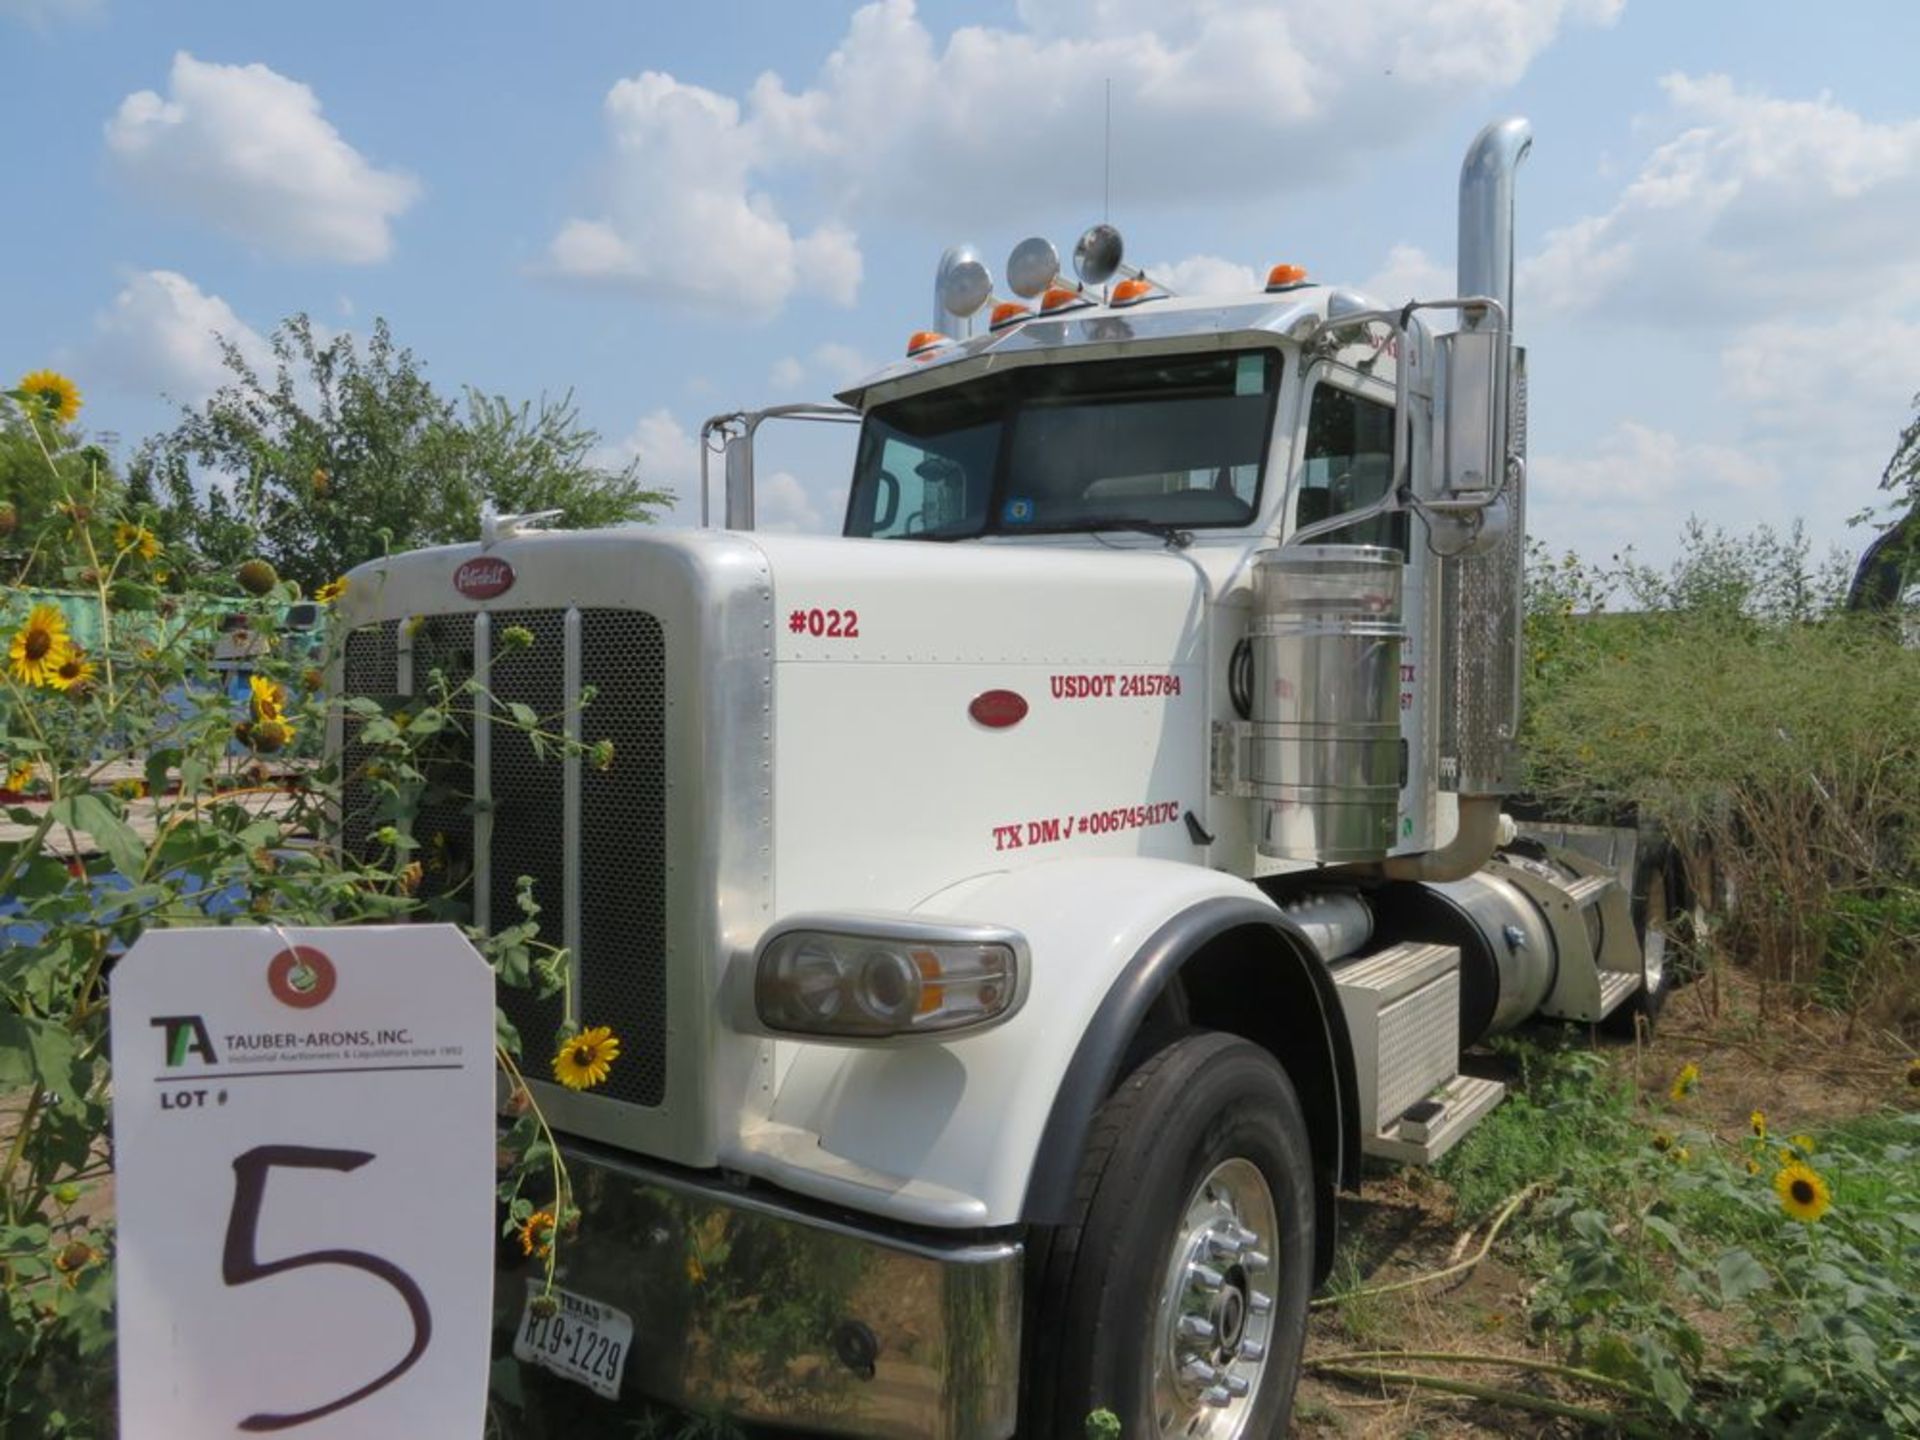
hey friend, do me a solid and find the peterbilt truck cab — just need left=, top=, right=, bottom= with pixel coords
left=333, top=117, right=1670, bottom=1439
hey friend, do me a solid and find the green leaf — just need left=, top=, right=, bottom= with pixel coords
left=1716, top=1247, right=1772, bottom=1304
left=0, top=1013, right=86, bottom=1095
left=53, top=792, right=146, bottom=880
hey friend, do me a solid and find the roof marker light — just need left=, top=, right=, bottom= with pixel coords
left=1039, top=285, right=1093, bottom=315
left=906, top=329, right=952, bottom=358
left=1111, top=276, right=1158, bottom=306
left=1265, top=263, right=1310, bottom=291
left=989, top=300, right=1033, bottom=330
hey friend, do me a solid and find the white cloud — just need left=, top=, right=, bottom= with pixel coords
left=1149, top=255, right=1261, bottom=296
left=106, top=52, right=420, bottom=263
left=769, top=341, right=877, bottom=392
left=553, top=0, right=1613, bottom=313
left=1531, top=422, right=1781, bottom=558
left=1526, top=75, right=1920, bottom=322
left=757, top=471, right=826, bottom=533
left=544, top=70, right=862, bottom=313
left=599, top=408, right=702, bottom=524
left=88, top=270, right=271, bottom=403
left=1360, top=243, right=1453, bottom=304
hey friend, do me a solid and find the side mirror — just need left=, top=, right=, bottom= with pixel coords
left=1439, top=327, right=1501, bottom=496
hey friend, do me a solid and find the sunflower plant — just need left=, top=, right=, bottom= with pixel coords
left=0, top=370, right=615, bottom=1436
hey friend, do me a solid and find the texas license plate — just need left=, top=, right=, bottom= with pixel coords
left=513, top=1280, right=633, bottom=1400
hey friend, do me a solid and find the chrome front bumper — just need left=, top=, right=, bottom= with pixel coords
left=493, top=1142, right=1023, bottom=1439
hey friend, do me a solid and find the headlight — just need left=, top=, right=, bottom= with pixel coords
left=754, top=918, right=1026, bottom=1040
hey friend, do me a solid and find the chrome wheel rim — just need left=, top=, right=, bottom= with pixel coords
left=1643, top=868, right=1668, bottom=995
left=1150, top=1157, right=1278, bottom=1437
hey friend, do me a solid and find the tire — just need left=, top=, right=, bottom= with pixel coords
left=1025, top=1032, right=1316, bottom=1439
left=1605, top=841, right=1679, bottom=1036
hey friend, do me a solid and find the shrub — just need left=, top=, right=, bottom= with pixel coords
left=1523, top=524, right=1920, bottom=1031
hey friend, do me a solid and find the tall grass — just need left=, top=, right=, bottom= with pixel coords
left=1523, top=523, right=1920, bottom=1034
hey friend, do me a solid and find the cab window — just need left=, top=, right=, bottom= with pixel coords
left=1294, top=383, right=1406, bottom=553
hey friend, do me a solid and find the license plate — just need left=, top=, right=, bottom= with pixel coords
left=513, top=1279, right=633, bottom=1400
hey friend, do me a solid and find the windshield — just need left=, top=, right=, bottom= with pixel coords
left=844, top=348, right=1282, bottom=539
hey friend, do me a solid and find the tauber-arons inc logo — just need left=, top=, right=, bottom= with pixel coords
left=268, top=946, right=338, bottom=1009
left=152, top=1015, right=218, bottom=1067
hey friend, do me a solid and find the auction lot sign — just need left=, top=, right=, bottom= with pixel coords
left=111, top=926, right=494, bottom=1438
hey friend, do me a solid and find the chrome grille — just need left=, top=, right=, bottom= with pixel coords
left=488, top=609, right=569, bottom=1069
left=579, top=611, right=667, bottom=1107
left=337, top=605, right=668, bottom=1110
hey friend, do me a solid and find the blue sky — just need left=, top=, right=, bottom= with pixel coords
left=3, top=0, right=1916, bottom=565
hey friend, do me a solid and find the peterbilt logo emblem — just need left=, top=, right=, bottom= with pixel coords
left=454, top=557, right=515, bottom=599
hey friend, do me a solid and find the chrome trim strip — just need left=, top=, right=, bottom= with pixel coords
left=473, top=609, right=492, bottom=934
left=563, top=606, right=584, bottom=1021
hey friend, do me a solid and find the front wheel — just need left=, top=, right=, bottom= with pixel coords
left=1027, top=1032, right=1316, bottom=1438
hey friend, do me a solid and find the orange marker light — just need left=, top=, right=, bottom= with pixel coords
left=1111, top=276, right=1156, bottom=305
left=906, top=329, right=950, bottom=357
left=989, top=300, right=1032, bottom=330
left=1265, top=263, right=1310, bottom=290
left=1040, top=285, right=1091, bottom=314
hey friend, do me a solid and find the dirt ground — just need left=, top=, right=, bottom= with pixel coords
left=1289, top=968, right=1918, bottom=1438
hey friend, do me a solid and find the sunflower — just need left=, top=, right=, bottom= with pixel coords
left=552, top=1025, right=621, bottom=1091
left=313, top=576, right=348, bottom=605
left=18, top=369, right=81, bottom=424
left=1773, top=1161, right=1831, bottom=1223
left=4, top=760, right=35, bottom=793
left=51, top=1239, right=97, bottom=1287
left=1790, top=1134, right=1815, bottom=1155
left=1908, top=1057, right=1920, bottom=1089
left=1750, top=1109, right=1767, bottom=1140
left=113, top=522, right=160, bottom=560
left=249, top=717, right=295, bottom=754
left=1651, top=1131, right=1674, bottom=1152
left=249, top=673, right=287, bottom=724
left=1745, top=1157, right=1762, bottom=1176
left=8, top=604, right=73, bottom=687
left=48, top=648, right=95, bottom=694
left=518, top=1209, right=556, bottom=1258
left=1668, top=1062, right=1700, bottom=1102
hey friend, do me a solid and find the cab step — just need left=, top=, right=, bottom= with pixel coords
left=1367, top=1074, right=1507, bottom=1164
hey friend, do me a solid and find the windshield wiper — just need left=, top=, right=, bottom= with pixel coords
left=1021, top=516, right=1194, bottom=548
left=894, top=524, right=977, bottom=542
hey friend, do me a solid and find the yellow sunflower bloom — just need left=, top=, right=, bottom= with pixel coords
left=313, top=576, right=348, bottom=605
left=1773, top=1161, right=1831, bottom=1223
left=48, top=648, right=95, bottom=693
left=1668, top=1062, right=1700, bottom=1102
left=113, top=522, right=160, bottom=560
left=4, top=760, right=36, bottom=793
left=1790, top=1134, right=1815, bottom=1155
left=248, top=673, right=287, bottom=723
left=8, top=604, right=73, bottom=687
left=552, top=1025, right=621, bottom=1091
left=17, top=369, right=81, bottom=424
left=518, top=1209, right=556, bottom=1258
left=1651, top=1131, right=1674, bottom=1152
left=1749, top=1110, right=1766, bottom=1140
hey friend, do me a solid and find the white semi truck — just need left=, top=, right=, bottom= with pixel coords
left=334, top=117, right=1674, bottom=1438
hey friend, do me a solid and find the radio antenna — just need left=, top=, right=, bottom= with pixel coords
left=1102, top=77, right=1112, bottom=222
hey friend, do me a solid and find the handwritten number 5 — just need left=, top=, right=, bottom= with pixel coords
left=223, top=1145, right=432, bottom=1431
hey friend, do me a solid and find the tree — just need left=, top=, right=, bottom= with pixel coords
left=133, top=315, right=671, bottom=590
